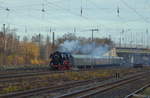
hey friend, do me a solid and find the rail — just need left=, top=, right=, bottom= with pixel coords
left=57, top=72, right=149, bottom=98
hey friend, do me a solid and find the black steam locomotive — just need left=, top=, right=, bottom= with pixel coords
left=49, top=51, right=73, bottom=70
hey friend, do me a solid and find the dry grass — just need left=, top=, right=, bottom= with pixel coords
left=0, top=68, right=145, bottom=94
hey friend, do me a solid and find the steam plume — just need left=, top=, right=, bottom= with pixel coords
left=58, top=40, right=109, bottom=56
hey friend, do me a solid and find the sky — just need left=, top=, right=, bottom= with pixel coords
left=0, top=0, right=150, bottom=45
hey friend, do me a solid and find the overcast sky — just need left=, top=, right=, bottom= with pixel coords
left=0, top=0, right=150, bottom=44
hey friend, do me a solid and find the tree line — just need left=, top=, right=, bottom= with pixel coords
left=0, top=27, right=113, bottom=66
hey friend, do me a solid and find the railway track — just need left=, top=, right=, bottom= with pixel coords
left=0, top=68, right=105, bottom=79
left=0, top=67, right=138, bottom=83
left=0, top=68, right=113, bottom=90
left=0, top=68, right=117, bottom=95
left=0, top=71, right=63, bottom=79
left=0, top=66, right=139, bottom=75
left=0, top=69, right=97, bottom=80
left=0, top=71, right=148, bottom=98
left=125, top=83, right=150, bottom=98
left=0, top=71, right=65, bottom=83
left=0, top=77, right=111, bottom=98
left=57, top=71, right=150, bottom=98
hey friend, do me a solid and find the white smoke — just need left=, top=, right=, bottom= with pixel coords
left=58, top=40, right=80, bottom=53
left=91, top=45, right=109, bottom=56
left=58, top=40, right=109, bottom=56
left=80, top=43, right=95, bottom=54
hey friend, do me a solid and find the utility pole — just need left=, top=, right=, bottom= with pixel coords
left=25, top=26, right=27, bottom=33
left=49, top=27, right=52, bottom=33
left=92, top=30, right=94, bottom=41
left=74, top=27, right=76, bottom=33
left=48, top=27, right=52, bottom=44
left=146, top=29, right=148, bottom=48
left=38, top=34, right=41, bottom=59
left=3, top=24, right=6, bottom=51
left=3, top=24, right=6, bottom=65
left=89, top=28, right=99, bottom=68
left=39, top=34, right=41, bottom=46
left=52, top=32, right=55, bottom=49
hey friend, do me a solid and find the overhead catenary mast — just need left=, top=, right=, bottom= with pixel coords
left=90, top=29, right=99, bottom=41
left=146, top=28, right=149, bottom=48
left=117, top=6, right=120, bottom=16
left=80, top=0, right=83, bottom=16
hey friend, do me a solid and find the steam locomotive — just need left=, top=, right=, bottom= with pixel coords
left=49, top=51, right=73, bottom=70
left=49, top=51, right=124, bottom=70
